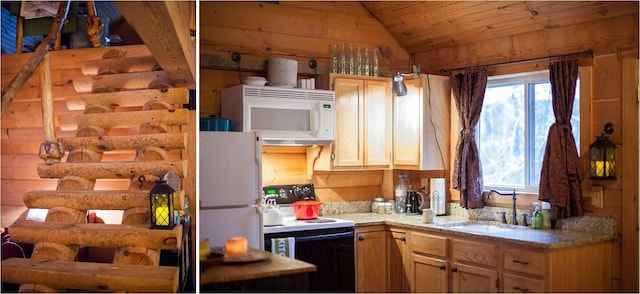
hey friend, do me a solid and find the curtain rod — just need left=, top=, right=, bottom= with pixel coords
left=438, top=49, right=593, bottom=75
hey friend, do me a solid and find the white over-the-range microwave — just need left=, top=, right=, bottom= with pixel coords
left=221, top=85, right=335, bottom=145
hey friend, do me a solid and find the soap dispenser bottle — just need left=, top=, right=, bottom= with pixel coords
left=541, top=201, right=552, bottom=229
left=532, top=202, right=543, bottom=229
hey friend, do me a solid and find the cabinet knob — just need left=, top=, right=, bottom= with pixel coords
left=451, top=266, right=458, bottom=273
left=400, top=236, right=406, bottom=242
left=358, top=236, right=365, bottom=241
left=439, top=264, right=446, bottom=271
left=513, top=286, right=529, bottom=292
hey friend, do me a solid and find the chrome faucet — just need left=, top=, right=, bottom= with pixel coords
left=488, top=189, right=518, bottom=225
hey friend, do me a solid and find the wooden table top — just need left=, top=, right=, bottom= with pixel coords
left=200, top=250, right=316, bottom=285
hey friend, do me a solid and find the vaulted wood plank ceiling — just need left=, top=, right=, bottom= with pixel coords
left=361, top=1, right=637, bottom=54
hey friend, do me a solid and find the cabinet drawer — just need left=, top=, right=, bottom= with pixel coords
left=503, top=273, right=545, bottom=293
left=451, top=239, right=498, bottom=267
left=503, top=248, right=545, bottom=276
left=410, top=232, right=447, bottom=258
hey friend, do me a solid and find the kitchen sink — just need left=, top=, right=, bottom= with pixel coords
left=447, top=223, right=515, bottom=233
left=436, top=221, right=524, bottom=234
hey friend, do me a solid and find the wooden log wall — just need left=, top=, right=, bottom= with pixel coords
left=1, top=45, right=197, bottom=254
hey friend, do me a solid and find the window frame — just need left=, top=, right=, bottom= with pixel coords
left=478, top=70, right=579, bottom=194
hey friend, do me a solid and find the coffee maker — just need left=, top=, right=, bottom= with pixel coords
left=405, top=190, right=427, bottom=214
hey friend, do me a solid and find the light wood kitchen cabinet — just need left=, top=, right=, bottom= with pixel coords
left=501, top=246, right=545, bottom=293
left=356, top=225, right=612, bottom=293
left=450, top=238, right=500, bottom=292
left=408, top=231, right=498, bottom=293
left=355, top=225, right=388, bottom=293
left=393, top=74, right=450, bottom=170
left=313, top=74, right=392, bottom=170
left=387, top=228, right=408, bottom=292
left=408, top=231, right=449, bottom=293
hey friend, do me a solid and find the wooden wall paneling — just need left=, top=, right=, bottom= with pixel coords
left=199, top=69, right=247, bottom=117
left=2, top=179, right=58, bottom=206
left=200, top=2, right=330, bottom=38
left=314, top=186, right=382, bottom=203
left=1, top=70, right=80, bottom=101
left=312, top=170, right=383, bottom=202
left=262, top=146, right=308, bottom=186
left=579, top=66, right=594, bottom=202
left=0, top=45, right=153, bottom=74
left=1, top=154, right=47, bottom=180
left=1, top=101, right=74, bottom=129
left=620, top=58, right=639, bottom=292
left=199, top=2, right=410, bottom=74
left=414, top=15, right=638, bottom=74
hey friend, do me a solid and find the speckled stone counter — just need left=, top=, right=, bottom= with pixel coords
left=324, top=212, right=617, bottom=249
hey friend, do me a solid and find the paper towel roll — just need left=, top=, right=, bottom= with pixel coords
left=430, top=178, right=446, bottom=215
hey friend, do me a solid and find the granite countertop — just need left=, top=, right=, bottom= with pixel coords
left=325, top=212, right=617, bottom=249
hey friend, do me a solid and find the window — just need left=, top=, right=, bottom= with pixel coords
left=478, top=70, right=580, bottom=193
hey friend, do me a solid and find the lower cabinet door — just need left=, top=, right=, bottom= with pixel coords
left=503, top=273, right=545, bottom=293
left=355, top=230, right=387, bottom=292
left=411, top=254, right=448, bottom=293
left=451, top=263, right=499, bottom=293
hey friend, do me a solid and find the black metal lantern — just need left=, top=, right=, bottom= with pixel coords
left=589, top=123, right=616, bottom=180
left=150, top=179, right=176, bottom=229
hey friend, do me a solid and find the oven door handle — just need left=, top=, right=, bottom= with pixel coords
left=294, top=231, right=354, bottom=242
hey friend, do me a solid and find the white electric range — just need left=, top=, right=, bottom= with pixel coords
left=261, top=183, right=355, bottom=292
left=262, top=183, right=354, bottom=234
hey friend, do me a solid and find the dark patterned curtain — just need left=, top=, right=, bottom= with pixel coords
left=538, top=57, right=584, bottom=219
left=450, top=68, right=488, bottom=209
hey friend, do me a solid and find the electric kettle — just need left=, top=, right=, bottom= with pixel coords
left=263, top=198, right=283, bottom=226
left=405, top=190, right=427, bottom=214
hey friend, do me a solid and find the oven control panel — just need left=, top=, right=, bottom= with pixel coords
left=262, top=183, right=316, bottom=204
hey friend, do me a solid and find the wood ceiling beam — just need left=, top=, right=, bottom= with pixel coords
left=115, top=1, right=195, bottom=89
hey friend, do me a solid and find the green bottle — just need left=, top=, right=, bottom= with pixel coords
left=532, top=202, right=543, bottom=229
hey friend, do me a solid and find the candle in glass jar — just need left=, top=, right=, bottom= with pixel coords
left=595, top=160, right=605, bottom=177
left=154, top=205, right=169, bottom=226
left=225, top=236, right=248, bottom=257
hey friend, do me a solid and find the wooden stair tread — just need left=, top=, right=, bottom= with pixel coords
left=64, top=87, right=189, bottom=110
left=9, top=221, right=183, bottom=250
left=80, top=55, right=160, bottom=76
left=72, top=71, right=170, bottom=93
left=37, top=159, right=187, bottom=179
left=58, top=133, right=186, bottom=152
left=24, top=189, right=185, bottom=210
left=57, top=108, right=189, bottom=131
left=1, top=257, right=178, bottom=293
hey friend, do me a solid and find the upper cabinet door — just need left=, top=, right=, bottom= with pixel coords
left=363, top=79, right=392, bottom=166
left=393, top=74, right=451, bottom=170
left=333, top=77, right=364, bottom=167
left=393, top=79, right=422, bottom=166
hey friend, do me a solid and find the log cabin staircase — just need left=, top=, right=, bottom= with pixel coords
left=1, top=49, right=193, bottom=292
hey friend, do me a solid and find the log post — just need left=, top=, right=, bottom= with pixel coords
left=38, top=51, right=65, bottom=164
left=16, top=14, right=23, bottom=54
left=1, top=1, right=70, bottom=119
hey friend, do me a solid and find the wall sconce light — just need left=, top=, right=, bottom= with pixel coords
left=589, top=122, right=616, bottom=180
left=392, top=72, right=407, bottom=96
left=150, top=179, right=176, bottom=229
left=392, top=65, right=421, bottom=97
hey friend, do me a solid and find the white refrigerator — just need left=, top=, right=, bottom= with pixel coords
left=199, top=131, right=263, bottom=249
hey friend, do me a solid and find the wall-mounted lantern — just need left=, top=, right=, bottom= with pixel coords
left=589, top=123, right=616, bottom=180
left=150, top=179, right=176, bottom=229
